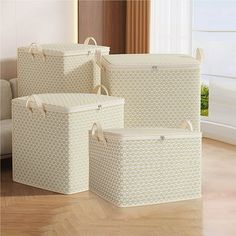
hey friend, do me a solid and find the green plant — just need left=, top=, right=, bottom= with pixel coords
left=201, top=84, right=209, bottom=116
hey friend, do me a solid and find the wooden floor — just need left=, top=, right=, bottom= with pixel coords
left=1, top=138, right=236, bottom=236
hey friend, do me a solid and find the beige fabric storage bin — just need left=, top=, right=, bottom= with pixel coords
left=89, top=122, right=201, bottom=207
left=18, top=37, right=109, bottom=96
left=12, top=93, right=124, bottom=194
left=98, top=53, right=201, bottom=130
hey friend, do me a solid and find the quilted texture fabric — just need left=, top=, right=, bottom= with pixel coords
left=12, top=96, right=124, bottom=194
left=101, top=55, right=200, bottom=131
left=89, top=132, right=201, bottom=207
left=102, top=54, right=199, bottom=66
left=14, top=93, right=124, bottom=112
left=33, top=43, right=109, bottom=56
left=18, top=44, right=109, bottom=96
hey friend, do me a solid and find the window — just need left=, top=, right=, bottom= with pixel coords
left=151, top=0, right=236, bottom=127
left=193, top=0, right=236, bottom=126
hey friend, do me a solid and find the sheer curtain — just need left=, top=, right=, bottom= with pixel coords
left=150, top=0, right=193, bottom=54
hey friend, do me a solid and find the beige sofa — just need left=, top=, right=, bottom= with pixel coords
left=0, top=79, right=18, bottom=159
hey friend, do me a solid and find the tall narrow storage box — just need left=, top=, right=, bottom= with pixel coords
left=100, top=54, right=201, bottom=130
left=89, top=123, right=202, bottom=207
left=12, top=93, right=124, bottom=194
left=18, top=38, right=109, bottom=96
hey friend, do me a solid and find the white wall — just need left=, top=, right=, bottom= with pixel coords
left=0, top=0, right=77, bottom=80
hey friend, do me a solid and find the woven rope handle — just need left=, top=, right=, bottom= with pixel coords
left=84, top=37, right=97, bottom=46
left=26, top=95, right=46, bottom=116
left=180, top=120, right=193, bottom=132
left=93, top=85, right=109, bottom=96
left=28, top=43, right=46, bottom=61
left=94, top=49, right=102, bottom=67
left=91, top=123, right=107, bottom=144
left=195, top=48, right=204, bottom=63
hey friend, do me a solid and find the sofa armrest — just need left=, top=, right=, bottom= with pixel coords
left=0, top=80, right=12, bottom=120
left=9, top=78, right=18, bottom=98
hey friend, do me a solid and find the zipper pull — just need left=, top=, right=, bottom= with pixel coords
left=97, top=104, right=102, bottom=110
left=152, top=65, right=158, bottom=71
left=160, top=135, right=165, bottom=140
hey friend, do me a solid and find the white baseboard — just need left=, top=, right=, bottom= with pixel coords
left=201, top=119, right=236, bottom=146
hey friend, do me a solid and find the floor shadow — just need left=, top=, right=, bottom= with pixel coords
left=1, top=158, right=60, bottom=197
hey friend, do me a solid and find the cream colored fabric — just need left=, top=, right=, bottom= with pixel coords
left=195, top=48, right=204, bottom=63
left=92, top=124, right=200, bottom=141
left=84, top=37, right=97, bottom=46
left=101, top=54, right=200, bottom=131
left=102, top=54, right=200, bottom=67
left=12, top=93, right=124, bottom=194
left=14, top=93, right=124, bottom=114
left=91, top=123, right=106, bottom=144
left=18, top=43, right=109, bottom=96
left=89, top=127, right=202, bottom=207
left=0, top=119, right=12, bottom=155
left=93, top=85, right=109, bottom=96
left=19, top=43, right=109, bottom=56
left=0, top=79, right=12, bottom=120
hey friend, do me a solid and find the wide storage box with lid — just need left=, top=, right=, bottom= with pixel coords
left=99, top=54, right=201, bottom=130
left=89, top=122, right=201, bottom=207
left=12, top=93, right=124, bottom=194
left=18, top=37, right=109, bottom=96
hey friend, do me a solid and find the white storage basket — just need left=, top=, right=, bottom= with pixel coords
left=18, top=37, right=109, bottom=96
left=89, top=121, right=201, bottom=207
left=12, top=93, right=124, bottom=194
left=96, top=52, right=201, bottom=130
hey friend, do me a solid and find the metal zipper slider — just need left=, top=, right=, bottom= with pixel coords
left=160, top=135, right=165, bottom=140
left=97, top=104, right=102, bottom=110
left=152, top=65, right=158, bottom=71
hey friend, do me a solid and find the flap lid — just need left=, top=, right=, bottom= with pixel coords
left=101, top=128, right=201, bottom=140
left=12, top=93, right=124, bottom=114
left=19, top=43, right=110, bottom=56
left=102, top=54, right=200, bottom=69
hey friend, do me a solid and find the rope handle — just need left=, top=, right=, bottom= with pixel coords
left=28, top=43, right=43, bottom=52
left=195, top=48, right=204, bottom=63
left=93, top=85, right=109, bottom=96
left=28, top=43, right=46, bottom=61
left=84, top=37, right=97, bottom=46
left=26, top=95, right=46, bottom=116
left=91, top=123, right=107, bottom=145
left=180, top=120, right=193, bottom=132
left=94, top=49, right=102, bottom=67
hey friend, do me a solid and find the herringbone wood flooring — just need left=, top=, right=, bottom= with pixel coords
left=1, top=138, right=236, bottom=236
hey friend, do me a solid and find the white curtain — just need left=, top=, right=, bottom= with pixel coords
left=150, top=0, right=193, bottom=54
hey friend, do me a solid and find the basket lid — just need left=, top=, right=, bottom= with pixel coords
left=102, top=54, right=200, bottom=69
left=101, top=128, right=201, bottom=140
left=19, top=43, right=110, bottom=56
left=12, top=93, right=124, bottom=114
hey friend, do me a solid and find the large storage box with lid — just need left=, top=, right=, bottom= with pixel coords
left=89, top=122, right=201, bottom=207
left=97, top=53, right=201, bottom=130
left=18, top=37, right=109, bottom=96
left=12, top=93, right=124, bottom=194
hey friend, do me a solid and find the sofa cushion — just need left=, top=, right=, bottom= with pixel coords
left=0, top=119, right=12, bottom=155
left=0, top=80, right=12, bottom=120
